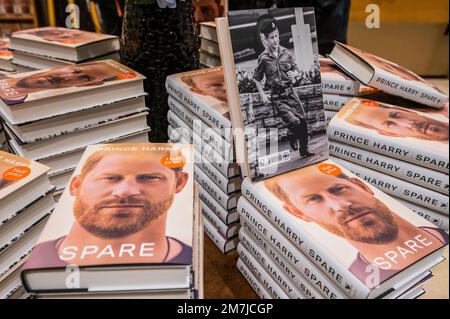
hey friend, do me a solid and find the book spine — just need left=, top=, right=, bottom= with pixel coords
left=394, top=198, right=449, bottom=232
left=195, top=167, right=240, bottom=211
left=239, top=202, right=348, bottom=300
left=168, top=125, right=240, bottom=179
left=332, top=157, right=449, bottom=215
left=199, top=186, right=239, bottom=225
left=239, top=229, right=325, bottom=300
left=329, top=140, right=449, bottom=196
left=195, top=161, right=241, bottom=195
left=323, top=94, right=353, bottom=111
left=328, top=118, right=449, bottom=174
left=168, top=96, right=234, bottom=162
left=324, top=110, right=337, bottom=125
left=204, top=218, right=239, bottom=254
left=237, top=243, right=297, bottom=299
left=241, top=182, right=370, bottom=299
left=166, top=76, right=233, bottom=141
left=321, top=74, right=360, bottom=96
left=201, top=202, right=240, bottom=239
left=236, top=258, right=272, bottom=299
left=369, top=69, right=449, bottom=109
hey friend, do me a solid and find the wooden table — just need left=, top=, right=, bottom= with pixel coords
left=204, top=79, right=449, bottom=299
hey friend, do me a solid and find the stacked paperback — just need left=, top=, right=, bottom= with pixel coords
left=166, top=67, right=242, bottom=254
left=215, top=7, right=449, bottom=299
left=199, top=22, right=221, bottom=68
left=21, top=143, right=203, bottom=299
left=0, top=59, right=150, bottom=200
left=0, top=150, right=55, bottom=299
left=326, top=43, right=449, bottom=232
left=9, top=27, right=120, bottom=71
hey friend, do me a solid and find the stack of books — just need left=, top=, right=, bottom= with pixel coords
left=326, top=43, right=449, bottom=232
left=166, top=67, right=242, bottom=254
left=199, top=22, right=221, bottom=68
left=215, top=7, right=448, bottom=299
left=0, top=150, right=55, bottom=299
left=0, top=59, right=150, bottom=200
left=238, top=160, right=448, bottom=299
left=0, top=38, right=14, bottom=73
left=20, top=143, right=204, bottom=299
left=8, top=27, right=120, bottom=72
left=320, top=57, right=377, bottom=125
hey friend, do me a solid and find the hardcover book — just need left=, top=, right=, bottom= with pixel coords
left=0, top=150, right=52, bottom=222
left=217, top=8, right=329, bottom=181
left=331, top=157, right=449, bottom=216
left=328, top=42, right=449, bottom=108
left=22, top=143, right=197, bottom=293
left=241, top=160, right=448, bottom=298
left=328, top=98, right=449, bottom=174
left=320, top=58, right=376, bottom=96
left=10, top=27, right=120, bottom=62
left=0, top=60, right=145, bottom=125
left=165, top=67, right=233, bottom=142
left=329, top=140, right=449, bottom=196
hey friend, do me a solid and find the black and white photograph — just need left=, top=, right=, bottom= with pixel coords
left=228, top=7, right=329, bottom=181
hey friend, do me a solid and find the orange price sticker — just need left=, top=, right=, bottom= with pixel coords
left=319, top=163, right=342, bottom=176
left=117, top=72, right=137, bottom=79
left=161, top=154, right=186, bottom=169
left=360, top=100, right=380, bottom=107
left=2, top=166, right=31, bottom=182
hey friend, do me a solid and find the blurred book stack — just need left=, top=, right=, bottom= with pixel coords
left=9, top=27, right=120, bottom=72
left=0, top=59, right=150, bottom=201
left=20, top=143, right=204, bottom=299
left=166, top=67, right=242, bottom=254
left=199, top=22, right=221, bottom=68
left=0, top=150, right=55, bottom=299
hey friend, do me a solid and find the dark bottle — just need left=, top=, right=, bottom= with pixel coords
left=121, top=0, right=199, bottom=142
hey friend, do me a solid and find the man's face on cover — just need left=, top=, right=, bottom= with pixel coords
left=33, top=29, right=98, bottom=44
left=16, top=63, right=117, bottom=90
left=189, top=70, right=227, bottom=102
left=269, top=166, right=398, bottom=244
left=349, top=104, right=449, bottom=141
left=192, top=0, right=221, bottom=22
left=70, top=153, right=188, bottom=239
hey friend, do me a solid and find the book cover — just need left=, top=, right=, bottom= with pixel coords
left=241, top=160, right=449, bottom=298
left=193, top=0, right=226, bottom=23
left=0, top=150, right=49, bottom=200
left=329, top=42, right=449, bottom=108
left=0, top=60, right=144, bottom=107
left=11, top=27, right=117, bottom=48
left=222, top=7, right=329, bottom=181
left=165, top=67, right=232, bottom=141
left=23, top=143, right=195, bottom=271
left=328, top=98, right=449, bottom=174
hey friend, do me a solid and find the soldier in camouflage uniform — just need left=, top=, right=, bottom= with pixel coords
left=253, top=18, right=314, bottom=158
